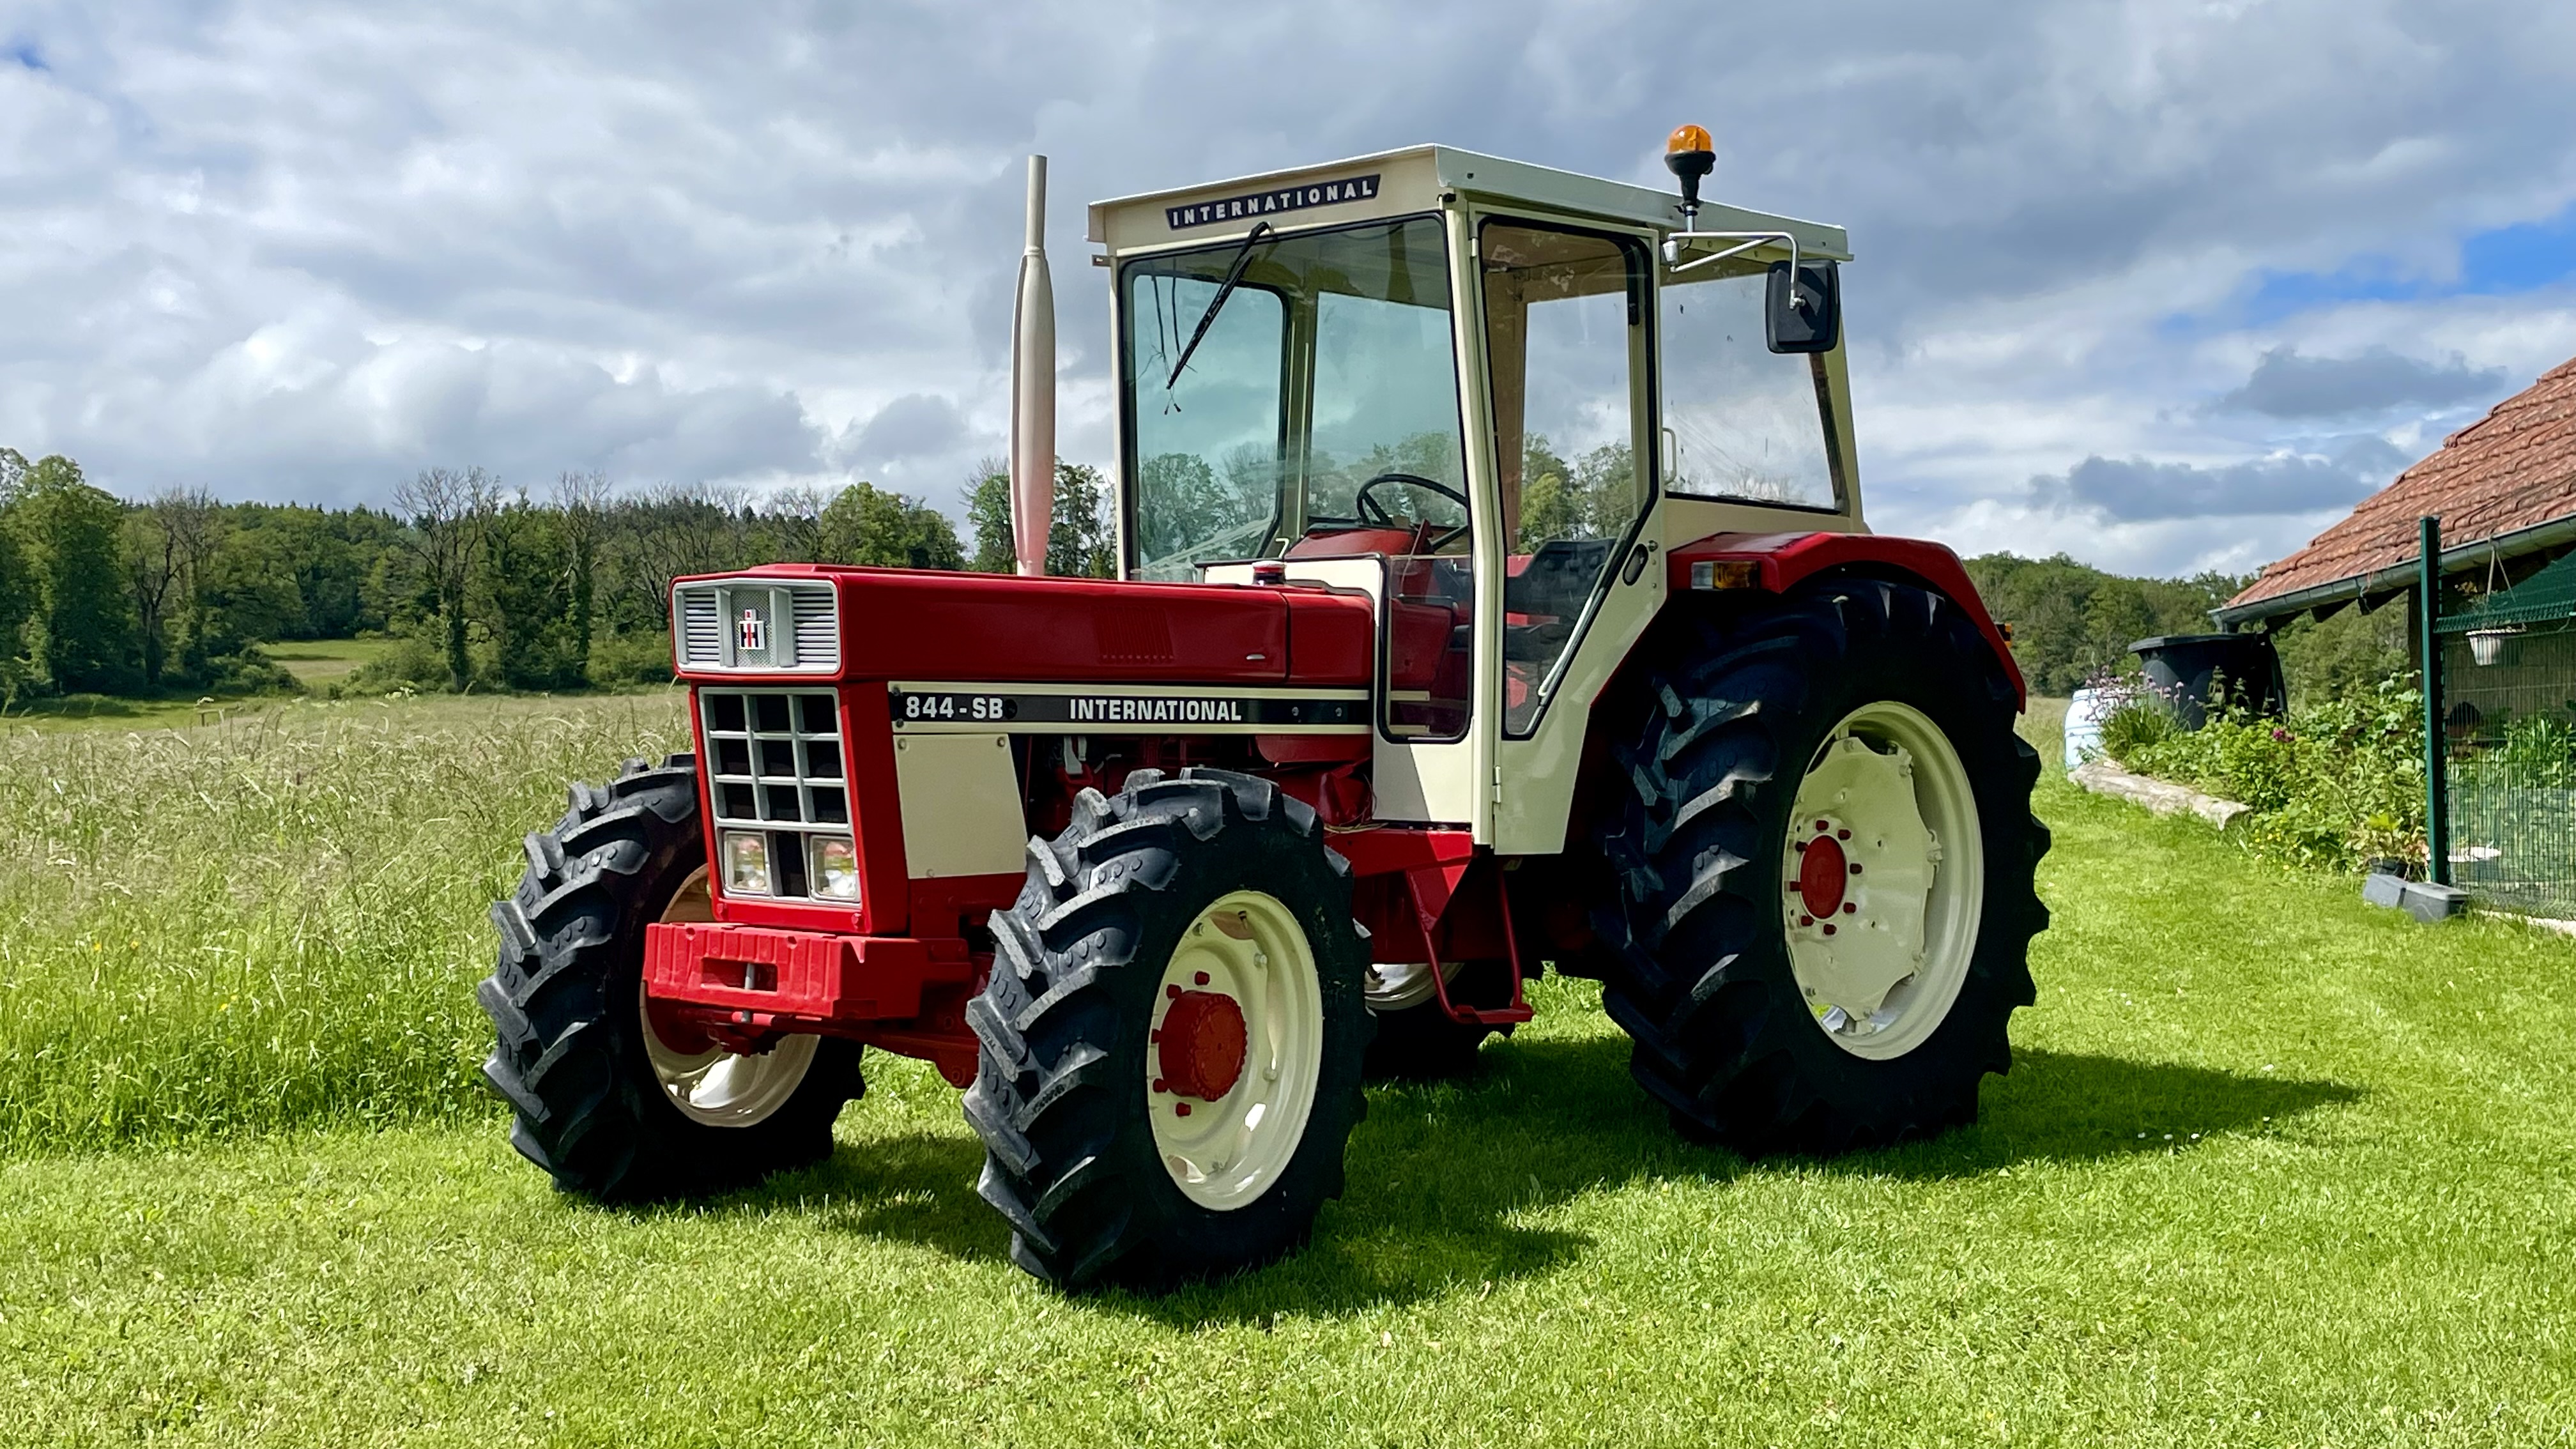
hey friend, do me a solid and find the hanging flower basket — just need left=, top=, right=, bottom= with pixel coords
left=2466, top=627, right=2519, bottom=666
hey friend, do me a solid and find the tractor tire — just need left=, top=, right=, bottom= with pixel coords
left=1361, top=960, right=1515, bottom=1079
left=964, top=767, right=1372, bottom=1289
left=1592, top=578, right=2049, bottom=1155
left=480, top=753, right=862, bottom=1201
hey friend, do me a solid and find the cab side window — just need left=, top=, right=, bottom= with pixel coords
left=1660, top=266, right=1839, bottom=509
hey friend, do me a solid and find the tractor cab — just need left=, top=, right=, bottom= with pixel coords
left=1088, top=142, right=1860, bottom=842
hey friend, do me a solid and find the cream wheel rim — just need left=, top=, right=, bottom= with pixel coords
left=1364, top=961, right=1446, bottom=1012
left=1780, top=701, right=1985, bottom=1060
left=1147, top=891, right=1324, bottom=1210
left=638, top=866, right=820, bottom=1127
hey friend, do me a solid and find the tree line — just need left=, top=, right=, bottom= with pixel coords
left=1, top=442, right=2395, bottom=707
left=0, top=448, right=1116, bottom=702
left=1962, top=551, right=2407, bottom=705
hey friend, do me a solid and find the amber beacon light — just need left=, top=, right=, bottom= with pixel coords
left=1664, top=123, right=1716, bottom=222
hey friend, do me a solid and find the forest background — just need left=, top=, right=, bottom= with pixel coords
left=0, top=441, right=2404, bottom=710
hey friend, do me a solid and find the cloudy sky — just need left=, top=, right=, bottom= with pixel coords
left=4, top=0, right=2572, bottom=577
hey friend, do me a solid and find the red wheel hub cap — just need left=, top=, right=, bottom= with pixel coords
left=1798, top=831, right=1850, bottom=919
left=1157, top=990, right=1248, bottom=1100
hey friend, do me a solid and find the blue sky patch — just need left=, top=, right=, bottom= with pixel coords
left=2244, top=201, right=2576, bottom=323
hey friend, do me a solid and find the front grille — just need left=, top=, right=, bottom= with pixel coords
left=700, top=689, right=850, bottom=899
left=672, top=579, right=839, bottom=673
left=678, top=589, right=721, bottom=664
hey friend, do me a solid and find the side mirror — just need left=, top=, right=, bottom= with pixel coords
left=1766, top=259, right=1839, bottom=353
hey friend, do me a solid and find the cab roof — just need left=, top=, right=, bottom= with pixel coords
left=1087, top=143, right=1850, bottom=261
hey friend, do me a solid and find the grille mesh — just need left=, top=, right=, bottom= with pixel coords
left=700, top=689, right=850, bottom=899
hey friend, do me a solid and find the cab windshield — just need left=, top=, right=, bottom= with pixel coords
left=1123, top=216, right=1468, bottom=581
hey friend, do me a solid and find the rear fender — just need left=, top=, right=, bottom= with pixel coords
left=1662, top=531, right=2026, bottom=705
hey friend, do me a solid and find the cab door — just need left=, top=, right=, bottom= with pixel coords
left=1469, top=213, right=1665, bottom=853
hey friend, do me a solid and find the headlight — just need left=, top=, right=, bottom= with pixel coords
left=721, top=831, right=770, bottom=895
left=808, top=835, right=860, bottom=901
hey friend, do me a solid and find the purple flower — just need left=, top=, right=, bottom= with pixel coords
left=2271, top=727, right=2292, bottom=743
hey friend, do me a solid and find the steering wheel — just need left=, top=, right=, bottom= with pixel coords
left=1353, top=471, right=1471, bottom=552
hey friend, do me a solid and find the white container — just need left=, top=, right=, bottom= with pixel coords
left=2064, top=686, right=2117, bottom=770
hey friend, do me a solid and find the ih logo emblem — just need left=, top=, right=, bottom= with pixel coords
left=737, top=606, right=767, bottom=654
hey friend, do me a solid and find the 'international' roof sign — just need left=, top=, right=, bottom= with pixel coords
left=1165, top=174, right=1381, bottom=231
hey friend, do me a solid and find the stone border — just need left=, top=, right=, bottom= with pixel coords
left=2069, top=758, right=2251, bottom=831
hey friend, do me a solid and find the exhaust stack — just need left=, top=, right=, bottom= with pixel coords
left=1009, top=155, right=1055, bottom=578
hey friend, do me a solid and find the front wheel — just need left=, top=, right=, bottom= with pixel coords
left=479, top=755, right=862, bottom=1200
left=963, top=768, right=1371, bottom=1289
left=1591, top=579, right=2050, bottom=1154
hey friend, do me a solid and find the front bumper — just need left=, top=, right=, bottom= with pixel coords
left=643, top=922, right=970, bottom=1022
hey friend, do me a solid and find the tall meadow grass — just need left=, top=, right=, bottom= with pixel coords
left=0, top=693, right=687, bottom=1154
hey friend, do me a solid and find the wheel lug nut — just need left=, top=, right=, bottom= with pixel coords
left=1843, top=903, right=1857, bottom=915
left=1822, top=924, right=1837, bottom=935
left=1153, top=1077, right=1167, bottom=1093
left=1166, top=984, right=1181, bottom=1000
left=1850, top=863, right=1862, bottom=875
left=1174, top=1103, right=1192, bottom=1117
left=1193, top=971, right=1210, bottom=986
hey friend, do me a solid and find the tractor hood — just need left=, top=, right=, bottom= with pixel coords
left=670, top=565, right=1375, bottom=689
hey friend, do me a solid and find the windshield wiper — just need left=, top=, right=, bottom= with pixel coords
left=1165, top=222, right=1274, bottom=390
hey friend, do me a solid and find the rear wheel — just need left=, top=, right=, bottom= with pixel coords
left=1591, top=579, right=2049, bottom=1154
left=479, top=755, right=862, bottom=1200
left=963, top=767, right=1370, bottom=1289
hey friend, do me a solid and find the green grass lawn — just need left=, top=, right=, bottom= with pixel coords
left=3, top=699, right=2572, bottom=1445
left=267, top=636, right=399, bottom=687
left=0, top=691, right=262, bottom=733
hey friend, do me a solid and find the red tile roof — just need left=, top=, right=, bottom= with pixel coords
left=2226, top=355, right=2576, bottom=616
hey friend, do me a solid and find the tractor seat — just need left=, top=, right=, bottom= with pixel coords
left=1285, top=523, right=1431, bottom=560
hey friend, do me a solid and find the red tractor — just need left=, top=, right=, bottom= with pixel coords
left=480, top=129, right=2048, bottom=1289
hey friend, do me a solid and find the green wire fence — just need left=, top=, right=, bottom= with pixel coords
left=2434, top=544, right=2576, bottom=917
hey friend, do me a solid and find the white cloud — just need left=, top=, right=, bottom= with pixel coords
left=0, top=0, right=2572, bottom=571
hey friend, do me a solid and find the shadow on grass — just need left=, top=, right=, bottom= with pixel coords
left=682, top=1034, right=2357, bottom=1320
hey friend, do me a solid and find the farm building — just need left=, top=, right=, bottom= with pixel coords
left=2216, top=353, right=2576, bottom=914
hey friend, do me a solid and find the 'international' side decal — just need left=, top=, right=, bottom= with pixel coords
left=1165, top=174, right=1381, bottom=231
left=889, top=688, right=1363, bottom=730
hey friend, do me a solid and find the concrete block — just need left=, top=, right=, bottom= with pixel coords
left=2399, top=880, right=2468, bottom=923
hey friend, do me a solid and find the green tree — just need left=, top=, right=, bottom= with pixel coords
left=965, top=460, right=1114, bottom=577
left=0, top=450, right=33, bottom=703
left=482, top=500, right=585, bottom=690
left=818, top=482, right=965, bottom=570
left=393, top=467, right=500, bottom=692
left=1050, top=461, right=1115, bottom=578
left=965, top=461, right=1013, bottom=572
left=16, top=455, right=135, bottom=693
left=554, top=471, right=610, bottom=682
